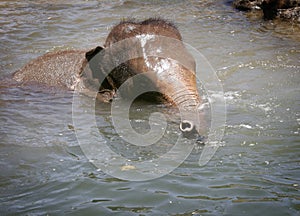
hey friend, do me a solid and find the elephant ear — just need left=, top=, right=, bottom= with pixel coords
left=85, top=46, right=104, bottom=81
left=85, top=46, right=115, bottom=91
left=85, top=46, right=104, bottom=61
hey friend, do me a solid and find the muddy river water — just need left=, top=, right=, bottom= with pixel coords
left=0, top=0, right=299, bottom=215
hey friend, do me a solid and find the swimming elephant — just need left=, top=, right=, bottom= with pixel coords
left=13, top=18, right=205, bottom=139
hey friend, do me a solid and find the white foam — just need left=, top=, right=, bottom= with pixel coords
left=240, top=124, right=252, bottom=129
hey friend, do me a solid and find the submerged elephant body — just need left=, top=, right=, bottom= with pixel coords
left=13, top=18, right=205, bottom=137
left=13, top=50, right=86, bottom=90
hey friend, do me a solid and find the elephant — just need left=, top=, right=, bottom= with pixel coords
left=13, top=18, right=205, bottom=140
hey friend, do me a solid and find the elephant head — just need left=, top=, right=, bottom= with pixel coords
left=85, top=18, right=206, bottom=141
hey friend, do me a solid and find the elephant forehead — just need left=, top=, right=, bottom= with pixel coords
left=135, top=34, right=172, bottom=73
left=124, top=24, right=137, bottom=33
left=136, top=34, right=155, bottom=48
left=135, top=34, right=157, bottom=70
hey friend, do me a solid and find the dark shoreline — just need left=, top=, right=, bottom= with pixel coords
left=232, top=0, right=300, bottom=22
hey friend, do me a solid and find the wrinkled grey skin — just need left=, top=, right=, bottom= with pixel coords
left=13, top=18, right=205, bottom=139
left=13, top=50, right=86, bottom=89
left=13, top=49, right=115, bottom=102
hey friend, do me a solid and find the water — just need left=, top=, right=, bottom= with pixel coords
left=1, top=0, right=299, bottom=215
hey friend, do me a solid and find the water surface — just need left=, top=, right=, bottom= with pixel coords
left=1, top=0, right=299, bottom=215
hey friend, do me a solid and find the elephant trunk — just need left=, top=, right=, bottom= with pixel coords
left=169, top=88, right=200, bottom=109
left=169, top=88, right=204, bottom=140
left=151, top=64, right=205, bottom=140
